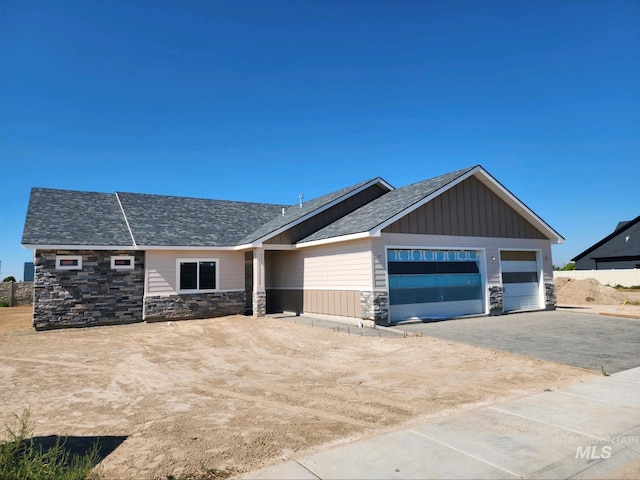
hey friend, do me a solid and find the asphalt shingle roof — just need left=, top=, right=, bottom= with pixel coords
left=299, top=166, right=477, bottom=243
left=117, top=192, right=286, bottom=247
left=237, top=178, right=385, bottom=244
left=572, top=214, right=640, bottom=261
left=22, top=188, right=134, bottom=246
left=22, top=167, right=485, bottom=248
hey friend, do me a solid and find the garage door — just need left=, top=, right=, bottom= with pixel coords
left=500, top=251, right=540, bottom=312
left=388, top=249, right=484, bottom=321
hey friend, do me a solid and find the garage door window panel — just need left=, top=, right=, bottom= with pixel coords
left=388, top=250, right=483, bottom=306
left=502, top=271, right=538, bottom=284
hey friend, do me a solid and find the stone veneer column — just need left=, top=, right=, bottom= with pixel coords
left=360, top=290, right=389, bottom=325
left=545, top=282, right=557, bottom=310
left=252, top=248, right=266, bottom=317
left=489, top=285, right=503, bottom=315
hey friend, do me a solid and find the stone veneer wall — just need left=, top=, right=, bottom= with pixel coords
left=144, top=291, right=245, bottom=322
left=252, top=291, right=266, bottom=317
left=545, top=282, right=556, bottom=310
left=33, top=250, right=145, bottom=330
left=360, top=290, right=389, bottom=324
left=488, top=285, right=503, bottom=315
left=0, top=282, right=33, bottom=306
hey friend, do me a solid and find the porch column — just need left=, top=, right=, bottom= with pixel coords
left=252, top=247, right=266, bottom=317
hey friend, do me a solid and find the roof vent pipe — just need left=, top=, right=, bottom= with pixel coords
left=299, top=194, right=303, bottom=208
left=282, top=207, right=285, bottom=217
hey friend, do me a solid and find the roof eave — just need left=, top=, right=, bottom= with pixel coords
left=296, top=231, right=375, bottom=249
left=22, top=244, right=136, bottom=250
left=369, top=166, right=482, bottom=237
left=248, top=177, right=393, bottom=245
left=472, top=168, right=564, bottom=244
left=138, top=245, right=241, bottom=251
left=572, top=214, right=640, bottom=261
left=369, top=166, right=564, bottom=244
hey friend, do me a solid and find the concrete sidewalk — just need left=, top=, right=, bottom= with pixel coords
left=244, top=368, right=640, bottom=479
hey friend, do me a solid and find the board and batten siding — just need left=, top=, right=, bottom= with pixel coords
left=383, top=176, right=547, bottom=240
left=372, top=233, right=554, bottom=290
left=145, top=250, right=245, bottom=295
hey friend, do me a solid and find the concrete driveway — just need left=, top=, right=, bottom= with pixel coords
left=393, top=310, right=640, bottom=374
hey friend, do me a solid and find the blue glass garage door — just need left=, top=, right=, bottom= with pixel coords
left=387, top=249, right=484, bottom=320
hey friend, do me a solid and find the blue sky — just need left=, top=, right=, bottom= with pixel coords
left=1, top=0, right=638, bottom=280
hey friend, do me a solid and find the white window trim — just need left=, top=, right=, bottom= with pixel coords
left=56, top=255, right=83, bottom=270
left=176, top=258, right=220, bottom=293
left=111, top=255, right=135, bottom=270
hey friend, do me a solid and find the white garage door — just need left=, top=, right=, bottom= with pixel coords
left=388, top=249, right=484, bottom=321
left=500, top=251, right=540, bottom=312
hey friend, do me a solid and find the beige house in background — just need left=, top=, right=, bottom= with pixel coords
left=22, top=165, right=563, bottom=330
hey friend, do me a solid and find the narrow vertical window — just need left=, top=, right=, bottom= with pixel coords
left=180, top=262, right=198, bottom=290
left=199, top=262, right=216, bottom=289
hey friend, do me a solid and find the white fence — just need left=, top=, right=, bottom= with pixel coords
left=554, top=269, right=640, bottom=287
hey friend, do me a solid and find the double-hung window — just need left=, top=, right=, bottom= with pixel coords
left=177, top=259, right=218, bottom=292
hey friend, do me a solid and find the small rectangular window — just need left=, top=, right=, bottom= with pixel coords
left=177, top=259, right=218, bottom=291
left=56, top=255, right=82, bottom=270
left=111, top=256, right=135, bottom=270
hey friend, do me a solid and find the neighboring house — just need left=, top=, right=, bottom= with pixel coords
left=22, top=165, right=563, bottom=330
left=572, top=215, right=640, bottom=270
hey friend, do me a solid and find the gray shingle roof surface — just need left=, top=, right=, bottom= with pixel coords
left=22, top=168, right=481, bottom=248
left=237, top=178, right=386, bottom=244
left=22, top=188, right=134, bottom=246
left=299, top=166, right=477, bottom=243
left=572, top=214, right=640, bottom=261
left=117, top=192, right=286, bottom=246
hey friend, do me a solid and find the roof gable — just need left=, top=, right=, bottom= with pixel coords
left=22, top=188, right=134, bottom=247
left=383, top=175, right=547, bottom=239
left=238, top=177, right=392, bottom=245
left=572, top=214, right=640, bottom=261
left=22, top=166, right=562, bottom=250
left=297, top=167, right=476, bottom=244
left=298, top=166, right=563, bottom=246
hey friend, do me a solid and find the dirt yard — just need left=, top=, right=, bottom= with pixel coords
left=0, top=306, right=597, bottom=479
left=556, top=277, right=640, bottom=317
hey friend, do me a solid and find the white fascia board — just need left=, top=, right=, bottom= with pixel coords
left=296, top=231, right=373, bottom=249
left=253, top=177, right=394, bottom=245
left=370, top=166, right=481, bottom=237
left=472, top=169, right=565, bottom=244
left=233, top=243, right=259, bottom=251
left=262, top=244, right=297, bottom=251
left=22, top=244, right=136, bottom=250
left=370, top=166, right=564, bottom=244
left=142, top=245, right=239, bottom=251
